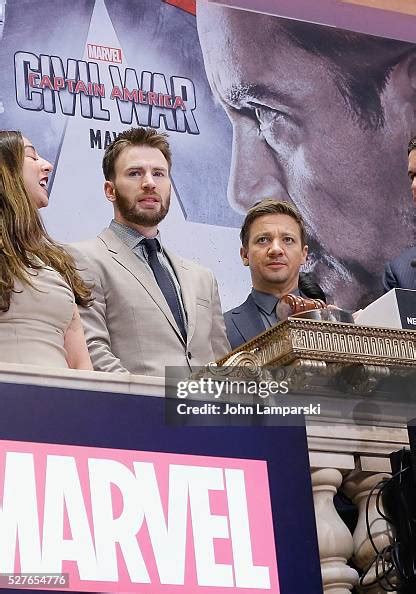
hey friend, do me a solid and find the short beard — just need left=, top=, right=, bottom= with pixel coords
left=115, top=188, right=170, bottom=227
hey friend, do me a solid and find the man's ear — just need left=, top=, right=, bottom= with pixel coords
left=301, top=244, right=308, bottom=265
left=104, top=180, right=116, bottom=203
left=240, top=246, right=249, bottom=266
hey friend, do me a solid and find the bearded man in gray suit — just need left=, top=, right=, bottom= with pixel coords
left=71, top=128, right=230, bottom=376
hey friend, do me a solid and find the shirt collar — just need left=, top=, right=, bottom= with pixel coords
left=251, top=286, right=300, bottom=315
left=251, top=288, right=279, bottom=315
left=110, top=220, right=162, bottom=250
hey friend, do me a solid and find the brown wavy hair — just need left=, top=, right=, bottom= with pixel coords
left=102, top=127, right=172, bottom=180
left=0, top=130, right=92, bottom=312
left=240, top=199, right=307, bottom=248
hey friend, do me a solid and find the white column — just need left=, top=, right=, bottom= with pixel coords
left=311, top=467, right=358, bottom=593
left=343, top=459, right=395, bottom=594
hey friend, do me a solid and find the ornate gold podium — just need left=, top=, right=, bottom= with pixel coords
left=214, top=317, right=416, bottom=395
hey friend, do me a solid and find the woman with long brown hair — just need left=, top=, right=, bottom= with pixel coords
left=0, top=130, right=93, bottom=369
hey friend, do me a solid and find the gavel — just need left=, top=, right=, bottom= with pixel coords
left=280, top=294, right=327, bottom=315
left=276, top=294, right=354, bottom=323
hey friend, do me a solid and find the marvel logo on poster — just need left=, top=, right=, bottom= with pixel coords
left=87, top=43, right=122, bottom=64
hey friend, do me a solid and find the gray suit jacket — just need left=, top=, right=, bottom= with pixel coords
left=70, top=228, right=230, bottom=376
left=383, top=246, right=416, bottom=292
left=224, top=294, right=265, bottom=350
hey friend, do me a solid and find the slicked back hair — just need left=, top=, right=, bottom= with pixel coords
left=279, top=19, right=415, bottom=130
left=240, top=199, right=307, bottom=248
left=408, top=136, right=416, bottom=155
left=102, top=127, right=172, bottom=180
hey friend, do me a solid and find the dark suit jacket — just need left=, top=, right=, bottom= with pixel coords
left=225, top=275, right=326, bottom=350
left=382, top=246, right=416, bottom=292
left=224, top=294, right=265, bottom=350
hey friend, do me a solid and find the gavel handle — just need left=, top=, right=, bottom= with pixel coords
left=280, top=294, right=327, bottom=315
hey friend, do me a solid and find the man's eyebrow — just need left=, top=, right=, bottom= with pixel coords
left=252, top=231, right=271, bottom=239
left=225, top=83, right=292, bottom=107
left=126, top=164, right=168, bottom=172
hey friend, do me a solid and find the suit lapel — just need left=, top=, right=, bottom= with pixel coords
left=99, top=229, right=185, bottom=342
left=168, top=251, right=196, bottom=345
left=231, top=295, right=265, bottom=344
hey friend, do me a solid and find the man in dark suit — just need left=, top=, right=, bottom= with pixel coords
left=383, top=137, right=416, bottom=292
left=224, top=199, right=325, bottom=350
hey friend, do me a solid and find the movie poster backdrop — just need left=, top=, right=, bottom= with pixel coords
left=0, top=0, right=414, bottom=309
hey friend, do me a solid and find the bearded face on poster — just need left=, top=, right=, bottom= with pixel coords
left=197, top=0, right=416, bottom=310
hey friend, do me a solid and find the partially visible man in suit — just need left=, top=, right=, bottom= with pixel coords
left=225, top=199, right=325, bottom=350
left=382, top=136, right=416, bottom=292
left=71, top=127, right=230, bottom=376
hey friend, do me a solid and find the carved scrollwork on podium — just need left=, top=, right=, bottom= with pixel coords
left=219, top=350, right=260, bottom=372
left=291, top=329, right=306, bottom=350
left=268, top=358, right=328, bottom=391
left=198, top=351, right=273, bottom=381
left=335, top=364, right=391, bottom=395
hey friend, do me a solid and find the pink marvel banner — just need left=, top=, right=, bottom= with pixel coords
left=0, top=439, right=279, bottom=593
left=0, top=382, right=322, bottom=592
